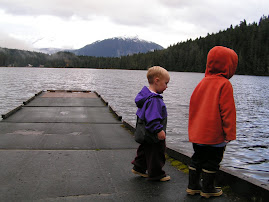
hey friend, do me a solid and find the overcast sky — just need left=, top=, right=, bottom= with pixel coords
left=0, top=0, right=268, bottom=50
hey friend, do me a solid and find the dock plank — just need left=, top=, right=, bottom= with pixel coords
left=2, top=107, right=120, bottom=123
left=0, top=122, right=137, bottom=150
left=25, top=97, right=106, bottom=107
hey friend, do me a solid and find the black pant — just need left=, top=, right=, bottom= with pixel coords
left=132, top=140, right=166, bottom=180
left=190, top=143, right=226, bottom=172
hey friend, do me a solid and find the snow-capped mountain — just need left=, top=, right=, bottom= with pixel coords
left=70, top=37, right=163, bottom=57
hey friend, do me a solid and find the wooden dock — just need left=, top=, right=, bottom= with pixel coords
left=0, top=90, right=267, bottom=201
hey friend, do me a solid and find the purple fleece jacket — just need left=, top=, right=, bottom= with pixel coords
left=135, top=86, right=167, bottom=134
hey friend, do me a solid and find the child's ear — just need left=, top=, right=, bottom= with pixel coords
left=155, top=77, right=160, bottom=83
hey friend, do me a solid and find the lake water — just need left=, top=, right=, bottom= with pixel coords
left=0, top=67, right=268, bottom=184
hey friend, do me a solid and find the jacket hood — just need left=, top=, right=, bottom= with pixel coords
left=135, top=86, right=161, bottom=108
left=205, top=46, right=238, bottom=79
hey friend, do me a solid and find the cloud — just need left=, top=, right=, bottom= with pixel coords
left=159, top=0, right=268, bottom=29
left=0, top=31, right=34, bottom=50
left=1, top=0, right=268, bottom=27
left=0, top=0, right=268, bottom=50
left=0, top=0, right=164, bottom=27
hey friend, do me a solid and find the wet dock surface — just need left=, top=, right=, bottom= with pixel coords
left=0, top=91, right=248, bottom=201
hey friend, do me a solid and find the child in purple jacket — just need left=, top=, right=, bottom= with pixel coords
left=131, top=66, right=170, bottom=181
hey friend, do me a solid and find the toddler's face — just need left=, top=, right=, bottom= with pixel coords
left=156, top=75, right=170, bottom=94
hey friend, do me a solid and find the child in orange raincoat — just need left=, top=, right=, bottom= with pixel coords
left=187, top=46, right=238, bottom=198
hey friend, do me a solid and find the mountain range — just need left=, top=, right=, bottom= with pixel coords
left=38, top=37, right=164, bottom=57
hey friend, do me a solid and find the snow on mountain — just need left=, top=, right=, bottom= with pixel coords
left=70, top=36, right=164, bottom=57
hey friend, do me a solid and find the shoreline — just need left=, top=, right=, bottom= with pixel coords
left=1, top=66, right=269, bottom=77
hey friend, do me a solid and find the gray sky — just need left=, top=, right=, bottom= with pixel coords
left=0, top=0, right=268, bottom=50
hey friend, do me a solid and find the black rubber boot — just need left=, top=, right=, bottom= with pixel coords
left=200, top=169, right=222, bottom=198
left=186, top=166, right=201, bottom=195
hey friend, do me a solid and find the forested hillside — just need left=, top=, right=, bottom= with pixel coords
left=120, top=15, right=269, bottom=75
left=0, top=15, right=268, bottom=75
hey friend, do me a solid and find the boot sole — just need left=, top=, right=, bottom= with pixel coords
left=200, top=190, right=223, bottom=198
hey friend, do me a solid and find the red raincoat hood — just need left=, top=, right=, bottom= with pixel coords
left=205, top=46, right=238, bottom=79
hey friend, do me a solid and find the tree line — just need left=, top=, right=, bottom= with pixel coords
left=0, top=15, right=268, bottom=76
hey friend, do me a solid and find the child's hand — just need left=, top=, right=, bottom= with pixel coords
left=157, top=130, right=166, bottom=140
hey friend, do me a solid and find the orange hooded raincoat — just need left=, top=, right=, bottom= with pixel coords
left=188, top=46, right=238, bottom=144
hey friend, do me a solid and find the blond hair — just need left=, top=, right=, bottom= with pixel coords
left=147, top=66, right=169, bottom=84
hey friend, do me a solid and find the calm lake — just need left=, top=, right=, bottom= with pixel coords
left=0, top=67, right=268, bottom=184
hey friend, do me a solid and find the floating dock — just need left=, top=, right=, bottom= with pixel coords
left=0, top=90, right=267, bottom=201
